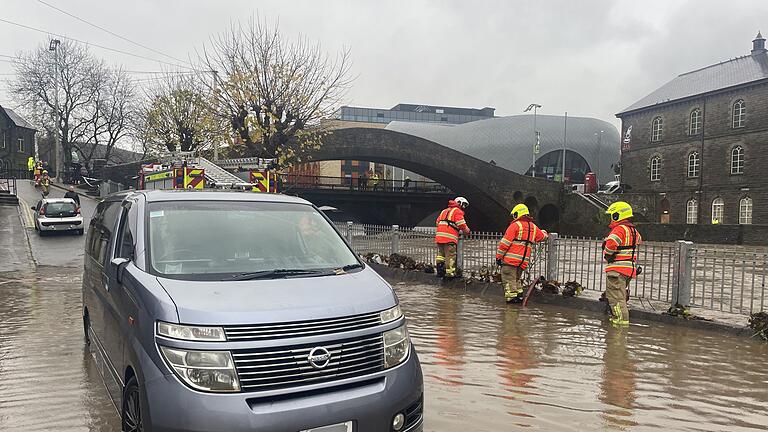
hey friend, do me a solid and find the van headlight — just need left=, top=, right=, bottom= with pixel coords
left=157, top=322, right=226, bottom=342
left=380, top=305, right=403, bottom=324
left=383, top=324, right=410, bottom=369
left=159, top=347, right=240, bottom=392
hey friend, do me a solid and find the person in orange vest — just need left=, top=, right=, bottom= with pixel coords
left=435, top=197, right=470, bottom=278
left=496, top=204, right=548, bottom=303
left=603, top=201, right=643, bottom=325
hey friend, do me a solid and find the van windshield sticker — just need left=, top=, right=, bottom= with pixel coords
left=150, top=210, right=164, bottom=218
left=164, top=263, right=183, bottom=274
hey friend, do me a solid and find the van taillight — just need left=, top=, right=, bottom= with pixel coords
left=76, top=207, right=81, bottom=215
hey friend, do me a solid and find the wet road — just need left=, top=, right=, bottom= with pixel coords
left=1, top=193, right=767, bottom=431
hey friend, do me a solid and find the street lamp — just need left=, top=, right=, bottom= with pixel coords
left=49, top=39, right=62, bottom=180
left=595, top=130, right=604, bottom=181
left=524, top=103, right=541, bottom=177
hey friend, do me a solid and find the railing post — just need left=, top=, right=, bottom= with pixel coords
left=546, top=233, right=559, bottom=281
left=456, top=236, right=464, bottom=271
left=391, top=225, right=400, bottom=255
left=672, top=240, right=693, bottom=308
left=346, top=221, right=354, bottom=248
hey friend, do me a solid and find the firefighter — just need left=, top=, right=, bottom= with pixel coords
left=602, top=201, right=643, bottom=326
left=496, top=204, right=548, bottom=303
left=34, top=161, right=43, bottom=185
left=27, top=156, right=35, bottom=180
left=435, top=197, right=470, bottom=278
left=39, top=170, right=50, bottom=196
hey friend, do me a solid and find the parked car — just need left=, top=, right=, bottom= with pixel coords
left=32, top=197, right=84, bottom=235
left=82, top=190, right=423, bottom=432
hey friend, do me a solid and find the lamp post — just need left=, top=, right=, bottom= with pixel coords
left=49, top=39, right=61, bottom=180
left=595, top=130, right=603, bottom=181
left=524, top=103, right=541, bottom=177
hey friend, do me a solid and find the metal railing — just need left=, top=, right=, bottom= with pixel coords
left=0, top=169, right=22, bottom=196
left=285, top=175, right=451, bottom=194
left=337, top=222, right=768, bottom=316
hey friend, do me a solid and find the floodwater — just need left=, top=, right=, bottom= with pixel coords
left=1, top=264, right=767, bottom=431
left=398, top=283, right=768, bottom=431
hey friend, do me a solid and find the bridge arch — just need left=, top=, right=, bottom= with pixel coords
left=309, top=127, right=563, bottom=230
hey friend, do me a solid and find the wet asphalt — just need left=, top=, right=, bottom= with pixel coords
left=1, top=185, right=767, bottom=431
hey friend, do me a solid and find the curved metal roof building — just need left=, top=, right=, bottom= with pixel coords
left=385, top=114, right=620, bottom=184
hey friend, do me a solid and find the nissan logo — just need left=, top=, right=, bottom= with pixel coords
left=307, top=347, right=331, bottom=369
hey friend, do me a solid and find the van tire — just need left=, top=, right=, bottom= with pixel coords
left=77, top=229, right=84, bottom=235
left=122, top=376, right=144, bottom=432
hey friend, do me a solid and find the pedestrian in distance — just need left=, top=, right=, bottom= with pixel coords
left=602, top=201, right=643, bottom=326
left=64, top=185, right=80, bottom=206
left=370, top=171, right=381, bottom=191
left=403, top=176, right=411, bottom=192
left=496, top=204, right=548, bottom=303
left=435, top=197, right=471, bottom=278
left=27, top=156, right=35, bottom=180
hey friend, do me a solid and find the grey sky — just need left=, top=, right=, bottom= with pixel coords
left=1, top=0, right=767, bottom=129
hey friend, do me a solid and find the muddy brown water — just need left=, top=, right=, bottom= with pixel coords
left=1, top=266, right=767, bottom=431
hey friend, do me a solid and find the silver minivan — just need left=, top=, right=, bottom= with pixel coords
left=82, top=190, right=423, bottom=432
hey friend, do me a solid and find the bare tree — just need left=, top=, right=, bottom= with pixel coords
left=200, top=18, right=352, bottom=166
left=138, top=72, right=225, bottom=154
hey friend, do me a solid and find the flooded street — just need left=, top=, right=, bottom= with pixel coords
left=396, top=283, right=768, bottom=431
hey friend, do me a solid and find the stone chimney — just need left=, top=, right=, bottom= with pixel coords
left=752, top=31, right=766, bottom=55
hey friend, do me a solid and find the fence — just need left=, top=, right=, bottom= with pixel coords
left=336, top=222, right=767, bottom=316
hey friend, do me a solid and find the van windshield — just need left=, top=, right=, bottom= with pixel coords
left=147, top=201, right=360, bottom=280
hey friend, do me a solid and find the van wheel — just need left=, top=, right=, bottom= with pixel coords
left=77, top=229, right=84, bottom=235
left=122, top=377, right=144, bottom=432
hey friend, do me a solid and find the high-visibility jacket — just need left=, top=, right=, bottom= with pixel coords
left=435, top=203, right=470, bottom=244
left=496, top=216, right=547, bottom=269
left=27, top=157, right=34, bottom=171
left=603, top=221, right=642, bottom=277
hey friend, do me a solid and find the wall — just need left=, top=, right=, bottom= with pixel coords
left=637, top=222, right=768, bottom=245
left=0, top=115, right=35, bottom=173
left=619, top=80, right=768, bottom=225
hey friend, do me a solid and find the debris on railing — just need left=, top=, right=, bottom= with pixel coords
left=748, top=312, right=768, bottom=340
left=561, top=281, right=584, bottom=297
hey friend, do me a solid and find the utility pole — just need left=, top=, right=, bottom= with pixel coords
left=211, top=70, right=220, bottom=162
left=49, top=39, right=61, bottom=180
left=524, top=103, right=542, bottom=177
left=595, top=130, right=603, bottom=180
left=562, top=112, right=568, bottom=183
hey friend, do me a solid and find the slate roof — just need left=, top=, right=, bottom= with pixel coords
left=1, top=106, right=36, bottom=130
left=618, top=52, right=768, bottom=115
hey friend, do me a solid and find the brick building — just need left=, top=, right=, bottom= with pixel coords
left=617, top=32, right=768, bottom=225
left=0, top=106, right=36, bottom=174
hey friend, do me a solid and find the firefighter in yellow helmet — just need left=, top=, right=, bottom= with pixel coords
left=496, top=204, right=548, bottom=303
left=602, top=201, right=643, bottom=325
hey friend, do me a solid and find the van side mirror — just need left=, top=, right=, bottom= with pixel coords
left=111, top=257, right=130, bottom=283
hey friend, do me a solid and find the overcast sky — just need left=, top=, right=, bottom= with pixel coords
left=2, top=0, right=768, bottom=130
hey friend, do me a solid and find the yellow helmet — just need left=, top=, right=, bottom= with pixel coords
left=510, top=203, right=530, bottom=220
left=606, top=201, right=633, bottom=222
left=42, top=170, right=48, bottom=174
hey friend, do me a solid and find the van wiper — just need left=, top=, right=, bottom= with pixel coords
left=337, top=263, right=363, bottom=273
left=226, top=269, right=326, bottom=281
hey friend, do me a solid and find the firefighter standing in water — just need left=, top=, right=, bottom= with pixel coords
left=496, top=204, right=548, bottom=303
left=602, top=201, right=643, bottom=326
left=435, top=197, right=470, bottom=278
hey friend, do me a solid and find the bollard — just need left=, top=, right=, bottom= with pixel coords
left=671, top=240, right=693, bottom=308
left=546, top=233, right=559, bottom=281
left=391, top=225, right=400, bottom=255
left=456, top=236, right=464, bottom=271
left=346, top=221, right=354, bottom=248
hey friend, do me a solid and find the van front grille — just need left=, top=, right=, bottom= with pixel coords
left=223, top=312, right=382, bottom=341
left=232, top=333, right=384, bottom=393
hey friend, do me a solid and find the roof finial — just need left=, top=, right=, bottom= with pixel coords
left=752, top=31, right=766, bottom=55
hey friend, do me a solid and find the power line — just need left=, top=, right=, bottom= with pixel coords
left=35, top=0, right=196, bottom=68
left=0, top=17, right=202, bottom=71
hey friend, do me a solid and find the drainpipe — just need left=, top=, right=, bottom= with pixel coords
left=697, top=97, right=706, bottom=224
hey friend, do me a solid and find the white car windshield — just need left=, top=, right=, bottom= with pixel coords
left=44, top=201, right=77, bottom=216
left=147, top=201, right=360, bottom=280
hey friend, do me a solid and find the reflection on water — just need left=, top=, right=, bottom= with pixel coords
left=397, top=283, right=768, bottom=432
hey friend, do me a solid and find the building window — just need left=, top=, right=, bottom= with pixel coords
left=651, top=117, right=663, bottom=142
left=732, top=100, right=746, bottom=128
left=17, top=137, right=24, bottom=153
left=435, top=108, right=444, bottom=114
left=0, top=131, right=5, bottom=149
left=689, top=108, right=702, bottom=135
left=731, top=146, right=744, bottom=174
left=739, top=197, right=753, bottom=225
left=650, top=156, right=661, bottom=181
left=687, top=152, right=700, bottom=178
left=686, top=199, right=698, bottom=224
left=711, top=197, right=724, bottom=224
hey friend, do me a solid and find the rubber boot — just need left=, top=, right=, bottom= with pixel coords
left=436, top=262, right=445, bottom=277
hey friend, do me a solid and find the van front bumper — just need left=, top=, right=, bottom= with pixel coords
left=142, top=351, right=423, bottom=432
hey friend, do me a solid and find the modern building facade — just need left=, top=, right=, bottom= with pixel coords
left=0, top=106, right=36, bottom=174
left=617, top=32, right=768, bottom=225
left=333, top=103, right=495, bottom=125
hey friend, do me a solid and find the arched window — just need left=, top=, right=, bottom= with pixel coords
left=731, top=146, right=744, bottom=174
left=651, top=117, right=663, bottom=142
left=649, top=156, right=661, bottom=181
left=686, top=199, right=698, bottom=224
left=739, top=197, right=753, bottom=225
left=711, top=198, right=724, bottom=224
left=687, top=152, right=700, bottom=178
left=733, top=100, right=746, bottom=128
left=689, top=108, right=702, bottom=135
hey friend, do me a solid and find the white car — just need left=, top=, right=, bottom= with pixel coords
left=32, top=198, right=84, bottom=235
left=597, top=180, right=623, bottom=195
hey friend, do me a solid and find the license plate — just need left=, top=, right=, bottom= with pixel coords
left=301, top=421, right=353, bottom=432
